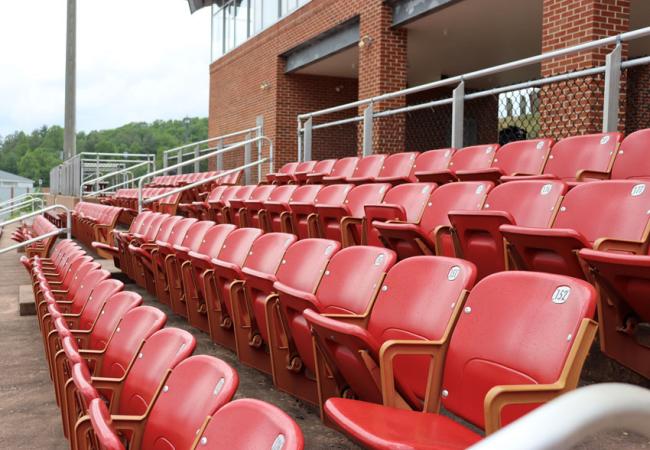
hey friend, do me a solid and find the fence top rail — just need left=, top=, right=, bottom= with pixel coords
left=298, top=25, right=650, bottom=121
left=75, top=152, right=156, bottom=159
left=0, top=204, right=71, bottom=231
left=79, top=160, right=153, bottom=195
left=163, top=126, right=262, bottom=155
left=0, top=192, right=46, bottom=208
left=0, top=198, right=44, bottom=215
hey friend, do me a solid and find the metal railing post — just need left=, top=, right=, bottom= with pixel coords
left=362, top=103, right=374, bottom=156
left=163, top=152, right=169, bottom=175
left=603, top=42, right=622, bottom=133
left=451, top=81, right=465, bottom=149
left=303, top=117, right=313, bottom=161
left=177, top=149, right=183, bottom=175
left=297, top=118, right=303, bottom=164
left=217, top=139, right=224, bottom=170
left=256, top=125, right=263, bottom=183
left=244, top=132, right=252, bottom=184
left=194, top=144, right=200, bottom=173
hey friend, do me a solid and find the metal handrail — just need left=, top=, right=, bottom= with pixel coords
left=0, top=198, right=45, bottom=216
left=162, top=126, right=262, bottom=156
left=138, top=135, right=274, bottom=212
left=0, top=192, right=46, bottom=209
left=142, top=159, right=268, bottom=208
left=79, top=160, right=154, bottom=199
left=470, top=383, right=650, bottom=450
left=298, top=26, right=650, bottom=120
left=0, top=205, right=72, bottom=239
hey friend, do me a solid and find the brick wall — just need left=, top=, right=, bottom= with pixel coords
left=208, top=0, right=408, bottom=175
left=539, top=0, right=631, bottom=138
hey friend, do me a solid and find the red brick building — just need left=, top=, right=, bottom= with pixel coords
left=200, top=0, right=650, bottom=173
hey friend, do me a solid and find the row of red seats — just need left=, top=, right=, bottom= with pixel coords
left=20, top=239, right=304, bottom=449
left=269, top=129, right=650, bottom=186
left=147, top=170, right=241, bottom=188
left=68, top=202, right=124, bottom=249
left=102, top=188, right=183, bottom=214
left=11, top=215, right=59, bottom=257
left=99, top=215, right=600, bottom=447
left=171, top=180, right=650, bottom=377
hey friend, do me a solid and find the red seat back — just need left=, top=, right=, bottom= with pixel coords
left=86, top=290, right=140, bottom=351
left=179, top=221, right=216, bottom=252
left=99, top=305, right=166, bottom=379
left=216, top=228, right=264, bottom=265
left=449, top=144, right=498, bottom=171
left=140, top=355, right=239, bottom=450
left=196, top=399, right=304, bottom=450
left=195, top=224, right=236, bottom=258
left=243, top=233, right=297, bottom=274
left=152, top=216, right=182, bottom=242
left=492, top=138, right=553, bottom=175
left=328, top=157, right=359, bottom=179
left=542, top=132, right=622, bottom=180
left=68, top=268, right=111, bottom=314
left=368, top=257, right=476, bottom=404
left=377, top=152, right=418, bottom=181
left=275, top=239, right=341, bottom=293
left=352, top=154, right=385, bottom=179
left=441, top=271, right=596, bottom=429
left=420, top=182, right=491, bottom=232
left=117, top=328, right=196, bottom=416
left=164, top=218, right=198, bottom=247
left=611, top=128, right=650, bottom=180
left=553, top=180, right=650, bottom=243
left=414, top=148, right=454, bottom=175
left=365, top=183, right=435, bottom=246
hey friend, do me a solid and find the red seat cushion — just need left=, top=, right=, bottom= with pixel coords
left=325, top=398, right=482, bottom=450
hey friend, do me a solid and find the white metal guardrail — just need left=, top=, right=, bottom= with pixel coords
left=0, top=205, right=72, bottom=255
left=138, top=135, right=274, bottom=212
left=0, top=192, right=46, bottom=210
left=470, top=383, right=650, bottom=450
left=297, top=25, right=650, bottom=159
left=162, top=126, right=263, bottom=173
left=0, top=197, right=45, bottom=218
left=79, top=160, right=155, bottom=199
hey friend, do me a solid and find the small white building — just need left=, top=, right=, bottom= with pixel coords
left=0, top=170, right=35, bottom=203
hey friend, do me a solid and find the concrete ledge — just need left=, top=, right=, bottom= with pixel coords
left=18, top=285, right=35, bottom=316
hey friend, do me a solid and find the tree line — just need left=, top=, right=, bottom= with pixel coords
left=0, top=118, right=208, bottom=186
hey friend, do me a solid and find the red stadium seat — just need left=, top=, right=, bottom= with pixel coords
left=263, top=184, right=319, bottom=233
left=273, top=245, right=396, bottom=404
left=501, top=180, right=650, bottom=279
left=455, top=138, right=553, bottom=182
left=292, top=159, right=335, bottom=184
left=229, top=233, right=297, bottom=374
left=502, top=132, right=622, bottom=184
left=149, top=218, right=197, bottom=305
left=307, top=256, right=474, bottom=410
left=346, top=154, right=387, bottom=184
left=203, top=228, right=264, bottom=348
left=416, top=144, right=498, bottom=183
left=374, top=152, right=418, bottom=184
left=324, top=271, right=598, bottom=448
left=242, top=239, right=340, bottom=378
left=183, top=224, right=237, bottom=332
left=289, top=184, right=351, bottom=239
left=63, top=327, right=196, bottom=442
left=374, top=181, right=492, bottom=260
left=364, top=183, right=435, bottom=247
left=316, top=183, right=390, bottom=246
left=223, top=185, right=256, bottom=226
left=77, top=355, right=239, bottom=450
left=191, top=399, right=304, bottom=450
left=413, top=148, right=455, bottom=181
left=166, top=221, right=216, bottom=317
left=267, top=162, right=300, bottom=184
left=241, top=184, right=279, bottom=228
left=449, top=180, right=568, bottom=280
left=207, top=185, right=244, bottom=223
left=319, top=156, right=359, bottom=184
left=257, top=184, right=298, bottom=232
left=591, top=128, right=650, bottom=181
left=578, top=249, right=650, bottom=378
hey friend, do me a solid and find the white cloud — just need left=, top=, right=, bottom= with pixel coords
left=0, top=0, right=211, bottom=137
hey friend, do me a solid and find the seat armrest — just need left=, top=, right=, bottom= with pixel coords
left=273, top=281, right=320, bottom=311
left=593, top=237, right=647, bottom=254
left=576, top=169, right=610, bottom=182
left=500, top=174, right=557, bottom=183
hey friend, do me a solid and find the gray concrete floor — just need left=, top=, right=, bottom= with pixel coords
left=0, top=225, right=649, bottom=449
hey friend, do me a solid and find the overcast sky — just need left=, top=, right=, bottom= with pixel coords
left=0, top=0, right=211, bottom=137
